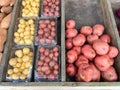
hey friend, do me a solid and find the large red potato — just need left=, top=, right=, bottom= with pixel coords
left=72, top=46, right=81, bottom=55
left=66, top=20, right=76, bottom=29
left=65, top=38, right=73, bottom=49
left=81, top=45, right=96, bottom=60
left=94, top=55, right=111, bottom=71
left=90, top=63, right=100, bottom=82
left=73, top=34, right=86, bottom=47
left=87, top=34, right=99, bottom=44
left=108, top=46, right=119, bottom=58
left=80, top=26, right=93, bottom=36
left=93, top=24, right=104, bottom=36
left=100, top=34, right=111, bottom=43
left=67, top=50, right=78, bottom=63
left=65, top=29, right=78, bottom=38
left=66, top=64, right=76, bottom=77
left=101, top=67, right=118, bottom=81
left=75, top=55, right=89, bottom=67
left=78, top=64, right=93, bottom=82
left=93, top=40, right=109, bottom=55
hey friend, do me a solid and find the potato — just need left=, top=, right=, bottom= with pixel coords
left=20, top=74, right=27, bottom=80
left=66, top=38, right=73, bottom=49
left=81, top=45, right=96, bottom=60
left=22, top=69, right=29, bottom=75
left=66, top=20, right=76, bottom=29
left=93, top=24, right=104, bottom=36
left=67, top=50, right=78, bottom=63
left=100, top=34, right=111, bottom=43
left=101, top=67, right=118, bottom=81
left=9, top=58, right=17, bottom=66
left=87, top=34, right=99, bottom=44
left=80, top=26, right=93, bottom=35
left=66, top=64, right=76, bottom=77
left=1, top=6, right=12, bottom=14
left=22, top=55, right=30, bottom=62
left=90, top=63, right=100, bottom=82
left=72, top=47, right=81, bottom=55
left=12, top=74, right=19, bottom=80
left=7, top=69, right=13, bottom=75
left=23, top=47, right=30, bottom=55
left=15, top=50, right=23, bottom=58
left=93, top=39, right=109, bottom=55
left=75, top=55, right=89, bottom=67
left=108, top=46, right=119, bottom=58
left=75, top=73, right=83, bottom=82
left=94, top=55, right=111, bottom=71
left=73, top=34, right=86, bottom=47
left=65, top=29, right=78, bottom=38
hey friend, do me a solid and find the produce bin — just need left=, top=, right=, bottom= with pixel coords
left=0, top=0, right=120, bottom=86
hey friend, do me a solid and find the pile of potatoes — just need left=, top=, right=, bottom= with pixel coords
left=0, top=0, right=15, bottom=63
left=14, top=19, right=35, bottom=45
left=22, top=0, right=40, bottom=17
left=7, top=47, right=33, bottom=80
left=65, top=20, right=119, bottom=82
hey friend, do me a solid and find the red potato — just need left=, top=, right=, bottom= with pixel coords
left=44, top=49, right=50, bottom=56
left=40, top=23, right=47, bottom=29
left=75, top=73, right=83, bottom=82
left=66, top=20, right=76, bottom=29
left=45, top=57, right=51, bottom=63
left=37, top=72, right=44, bottom=77
left=108, top=46, right=119, bottom=58
left=109, top=58, right=114, bottom=66
left=78, top=64, right=93, bottom=82
left=66, top=38, right=73, bottom=49
left=51, top=31, right=56, bottom=37
left=73, top=34, right=86, bottom=47
left=48, top=74, right=55, bottom=80
left=67, top=50, right=78, bottom=63
left=93, top=40, right=109, bottom=55
left=53, top=57, right=58, bottom=62
left=45, top=39, right=52, bottom=44
left=100, top=34, right=111, bottom=43
left=49, top=60, right=56, bottom=67
left=45, top=69, right=51, bottom=75
left=49, top=53, right=54, bottom=58
left=81, top=45, right=96, bottom=60
left=72, top=47, right=81, bottom=55
left=93, top=24, right=105, bottom=36
left=75, top=55, right=89, bottom=67
left=38, top=61, right=44, bottom=66
left=39, top=47, right=45, bottom=53
left=94, top=55, right=111, bottom=71
left=65, top=29, right=78, bottom=38
left=41, top=66, right=50, bottom=72
left=40, top=55, right=45, bottom=61
left=54, top=64, right=59, bottom=70
left=37, top=66, right=42, bottom=72
left=101, top=67, right=118, bottom=81
left=90, top=63, right=100, bottom=82
left=38, top=30, right=44, bottom=35
left=53, top=70, right=59, bottom=76
left=66, top=64, right=77, bottom=77
left=51, top=21, right=56, bottom=26
left=80, top=26, right=93, bottom=35
left=53, top=47, right=59, bottom=52
left=87, top=34, right=99, bottom=44
left=54, top=52, right=59, bottom=57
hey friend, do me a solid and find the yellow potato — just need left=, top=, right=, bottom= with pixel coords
left=12, top=74, right=19, bottom=80
left=23, top=48, right=30, bottom=55
left=15, top=50, right=23, bottom=58
left=22, top=55, right=30, bottom=62
left=22, top=1, right=26, bottom=6
left=29, top=59, right=32, bottom=63
left=24, top=31, right=30, bottom=36
left=14, top=32, right=19, bottom=37
left=16, top=63, right=22, bottom=68
left=23, top=69, right=29, bottom=75
left=19, top=40, right=25, bottom=45
left=9, top=58, right=17, bottom=66
left=30, top=27, right=34, bottom=31
left=17, top=72, right=22, bottom=76
left=20, top=33, right=24, bottom=38
left=8, top=75, right=13, bottom=80
left=17, top=28, right=24, bottom=33
left=35, top=0, right=40, bottom=2
left=14, top=38, right=20, bottom=43
left=19, top=19, right=25, bottom=24
left=30, top=31, right=34, bottom=35
left=21, top=63, right=26, bottom=70
left=28, top=19, right=34, bottom=24
left=28, top=52, right=33, bottom=57
left=25, top=62, right=31, bottom=68
left=13, top=68, right=19, bottom=73
left=17, top=58, right=23, bottom=63
left=30, top=24, right=35, bottom=28
left=24, top=39, right=33, bottom=44
left=25, top=27, right=30, bottom=31
left=7, top=69, right=13, bottom=75
left=20, top=74, right=27, bottom=80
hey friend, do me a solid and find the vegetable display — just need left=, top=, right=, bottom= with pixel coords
left=66, top=20, right=119, bottom=82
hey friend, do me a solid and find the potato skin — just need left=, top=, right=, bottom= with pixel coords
left=73, top=34, right=86, bottom=47
left=66, top=20, right=76, bottom=29
left=66, top=64, right=76, bottom=77
left=108, top=46, right=119, bottom=58
left=90, top=63, right=100, bottom=82
left=72, top=46, right=81, bottom=55
left=101, top=67, right=118, bottom=81
left=94, top=55, right=111, bottom=71
left=93, top=40, right=109, bottom=55
left=65, top=29, right=78, bottom=38
left=80, top=26, right=93, bottom=36
left=65, top=38, right=73, bottom=49
left=100, top=34, right=111, bottom=43
left=93, top=24, right=104, bottom=36
left=87, top=34, right=99, bottom=44
left=81, top=45, right=96, bottom=60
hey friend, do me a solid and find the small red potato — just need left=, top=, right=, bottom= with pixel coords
left=66, top=64, right=77, bottom=77
left=75, top=55, right=89, bottom=67
left=45, top=69, right=51, bottom=75
left=93, top=40, right=109, bottom=55
left=53, top=70, right=59, bottom=76
left=38, top=61, right=44, bottom=66
left=44, top=49, right=50, bottom=56
left=81, top=45, right=96, bottom=60
left=90, top=63, right=100, bottom=82
left=108, top=46, right=119, bottom=58
left=54, top=64, right=59, bottom=70
left=75, top=73, right=83, bottom=82
left=73, top=34, right=86, bottom=47
left=53, top=47, right=59, bottom=52
left=54, top=52, right=59, bottom=57
left=78, top=64, right=93, bottom=82
left=87, top=34, right=99, bottom=44
left=65, top=38, right=73, bottom=49
left=101, top=67, right=118, bottom=81
left=49, top=60, right=56, bottom=67
left=38, top=30, right=44, bottom=35
left=80, top=26, right=93, bottom=36
left=66, top=20, right=76, bottom=29
left=72, top=46, right=81, bottom=55
left=39, top=47, right=45, bottom=53
left=51, top=21, right=56, bottom=26
left=45, top=57, right=51, bottom=63
left=94, top=55, right=111, bottom=71
left=37, top=66, right=42, bottom=72
left=48, top=74, right=55, bottom=80
left=40, top=23, right=47, bottom=29
left=65, top=29, right=78, bottom=38
left=67, top=50, right=78, bottom=63
left=41, top=66, right=50, bottom=72
left=93, top=24, right=105, bottom=36
left=100, top=34, right=111, bottom=43
left=109, top=58, right=114, bottom=66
